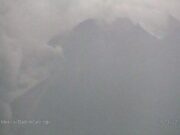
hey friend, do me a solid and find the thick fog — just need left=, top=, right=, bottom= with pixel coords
left=0, top=0, right=180, bottom=135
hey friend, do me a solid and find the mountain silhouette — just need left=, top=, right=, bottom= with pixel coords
left=26, top=17, right=180, bottom=135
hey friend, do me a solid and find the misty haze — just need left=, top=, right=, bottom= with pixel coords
left=0, top=0, right=180, bottom=135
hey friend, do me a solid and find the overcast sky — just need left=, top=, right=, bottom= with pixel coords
left=0, top=0, right=179, bottom=107
left=1, top=0, right=180, bottom=38
left=0, top=1, right=180, bottom=135
left=0, top=0, right=180, bottom=105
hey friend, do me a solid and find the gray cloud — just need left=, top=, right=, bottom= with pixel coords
left=0, top=0, right=179, bottom=104
left=2, top=0, right=180, bottom=38
left=0, top=1, right=179, bottom=134
left=41, top=0, right=180, bottom=35
left=0, top=0, right=63, bottom=103
left=0, top=1, right=63, bottom=133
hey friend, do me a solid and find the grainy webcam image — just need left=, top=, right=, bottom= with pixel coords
left=0, top=0, right=180, bottom=135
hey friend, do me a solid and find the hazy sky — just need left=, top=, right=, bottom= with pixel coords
left=1, top=0, right=180, bottom=37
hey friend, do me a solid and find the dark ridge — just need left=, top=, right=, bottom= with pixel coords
left=166, top=15, right=180, bottom=37
left=73, top=19, right=99, bottom=33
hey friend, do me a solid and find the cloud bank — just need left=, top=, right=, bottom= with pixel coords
left=0, top=1, right=179, bottom=134
left=0, top=0, right=63, bottom=103
left=25, top=0, right=180, bottom=34
left=0, top=0, right=180, bottom=102
left=1, top=0, right=180, bottom=38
